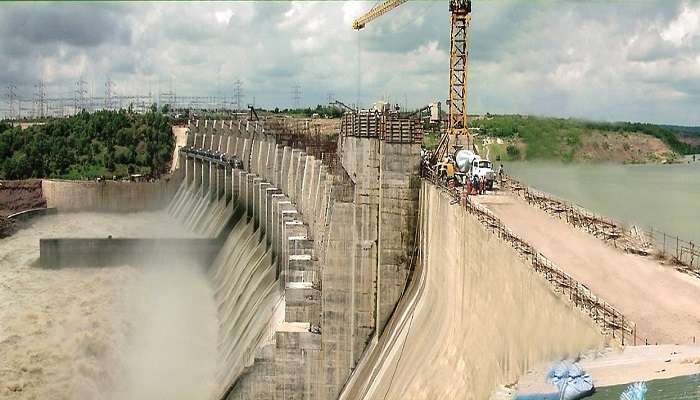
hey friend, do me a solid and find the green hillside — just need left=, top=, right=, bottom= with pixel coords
left=470, top=115, right=700, bottom=162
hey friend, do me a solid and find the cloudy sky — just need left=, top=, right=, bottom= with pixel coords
left=1, top=1, right=699, bottom=125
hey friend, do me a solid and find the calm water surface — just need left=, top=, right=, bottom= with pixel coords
left=504, top=161, right=700, bottom=245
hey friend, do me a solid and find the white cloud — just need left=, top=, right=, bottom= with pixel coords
left=661, top=2, right=700, bottom=45
left=1, top=1, right=699, bottom=125
left=214, top=9, right=234, bottom=25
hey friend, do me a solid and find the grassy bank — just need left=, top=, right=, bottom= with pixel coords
left=470, top=115, right=700, bottom=163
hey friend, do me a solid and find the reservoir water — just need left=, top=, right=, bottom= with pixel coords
left=504, top=161, right=700, bottom=245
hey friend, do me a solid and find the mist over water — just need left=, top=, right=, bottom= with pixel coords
left=0, top=212, right=217, bottom=400
left=110, top=259, right=217, bottom=400
left=505, top=161, right=700, bottom=244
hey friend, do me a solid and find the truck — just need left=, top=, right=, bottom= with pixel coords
left=454, top=148, right=496, bottom=190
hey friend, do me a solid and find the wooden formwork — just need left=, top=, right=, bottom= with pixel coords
left=340, top=111, right=423, bottom=144
left=381, top=114, right=423, bottom=144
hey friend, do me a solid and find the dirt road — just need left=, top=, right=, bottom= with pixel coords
left=477, top=193, right=700, bottom=345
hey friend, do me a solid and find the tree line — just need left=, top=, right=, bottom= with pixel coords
left=0, top=107, right=174, bottom=180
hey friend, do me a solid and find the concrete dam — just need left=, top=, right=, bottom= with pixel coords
left=37, top=119, right=605, bottom=399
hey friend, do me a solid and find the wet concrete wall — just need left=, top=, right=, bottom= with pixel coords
left=340, top=182, right=603, bottom=399
left=42, top=179, right=179, bottom=212
left=183, top=119, right=422, bottom=400
left=39, top=238, right=220, bottom=268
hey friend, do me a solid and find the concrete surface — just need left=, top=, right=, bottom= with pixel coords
left=42, top=180, right=176, bottom=212
left=477, top=192, right=700, bottom=345
left=39, top=238, right=219, bottom=268
left=340, top=182, right=603, bottom=400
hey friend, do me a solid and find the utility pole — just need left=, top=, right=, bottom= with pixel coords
left=291, top=83, right=302, bottom=109
left=33, top=80, right=46, bottom=118
left=233, top=78, right=243, bottom=111
left=6, top=84, right=17, bottom=120
left=105, top=78, right=115, bottom=110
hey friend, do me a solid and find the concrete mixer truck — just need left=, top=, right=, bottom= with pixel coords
left=454, top=148, right=496, bottom=190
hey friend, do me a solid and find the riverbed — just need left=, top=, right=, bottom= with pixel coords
left=504, top=161, right=700, bottom=245
left=0, top=212, right=217, bottom=399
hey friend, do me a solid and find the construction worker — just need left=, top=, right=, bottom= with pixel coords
left=446, top=161, right=455, bottom=180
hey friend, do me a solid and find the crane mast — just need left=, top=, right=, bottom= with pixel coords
left=352, top=0, right=473, bottom=161
left=447, top=0, right=471, bottom=138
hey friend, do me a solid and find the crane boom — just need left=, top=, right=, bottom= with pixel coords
left=352, top=0, right=408, bottom=30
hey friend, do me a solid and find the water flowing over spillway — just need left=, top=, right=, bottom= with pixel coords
left=167, top=178, right=282, bottom=399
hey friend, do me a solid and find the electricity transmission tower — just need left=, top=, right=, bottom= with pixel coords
left=233, top=78, right=243, bottom=111
left=327, top=91, right=335, bottom=104
left=159, top=77, right=176, bottom=109
left=33, top=80, right=46, bottom=118
left=104, top=78, right=115, bottom=110
left=291, top=83, right=302, bottom=108
left=6, top=84, right=17, bottom=119
left=75, top=77, right=88, bottom=113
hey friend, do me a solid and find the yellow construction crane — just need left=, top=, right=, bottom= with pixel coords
left=353, top=0, right=472, bottom=161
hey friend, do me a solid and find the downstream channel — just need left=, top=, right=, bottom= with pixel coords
left=0, top=212, right=217, bottom=399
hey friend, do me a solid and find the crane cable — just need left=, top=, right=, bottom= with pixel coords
left=357, top=30, right=362, bottom=110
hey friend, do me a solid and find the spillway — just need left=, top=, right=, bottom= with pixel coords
left=167, top=177, right=282, bottom=399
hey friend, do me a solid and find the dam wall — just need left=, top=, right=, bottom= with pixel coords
left=42, top=179, right=179, bottom=212
left=169, top=118, right=606, bottom=399
left=177, top=118, right=422, bottom=400
left=339, top=182, right=603, bottom=399
left=39, top=238, right=220, bottom=268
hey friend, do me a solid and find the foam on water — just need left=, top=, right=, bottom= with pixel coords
left=0, top=212, right=218, bottom=399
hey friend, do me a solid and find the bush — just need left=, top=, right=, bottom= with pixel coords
left=506, top=144, right=521, bottom=159
left=0, top=109, right=174, bottom=179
